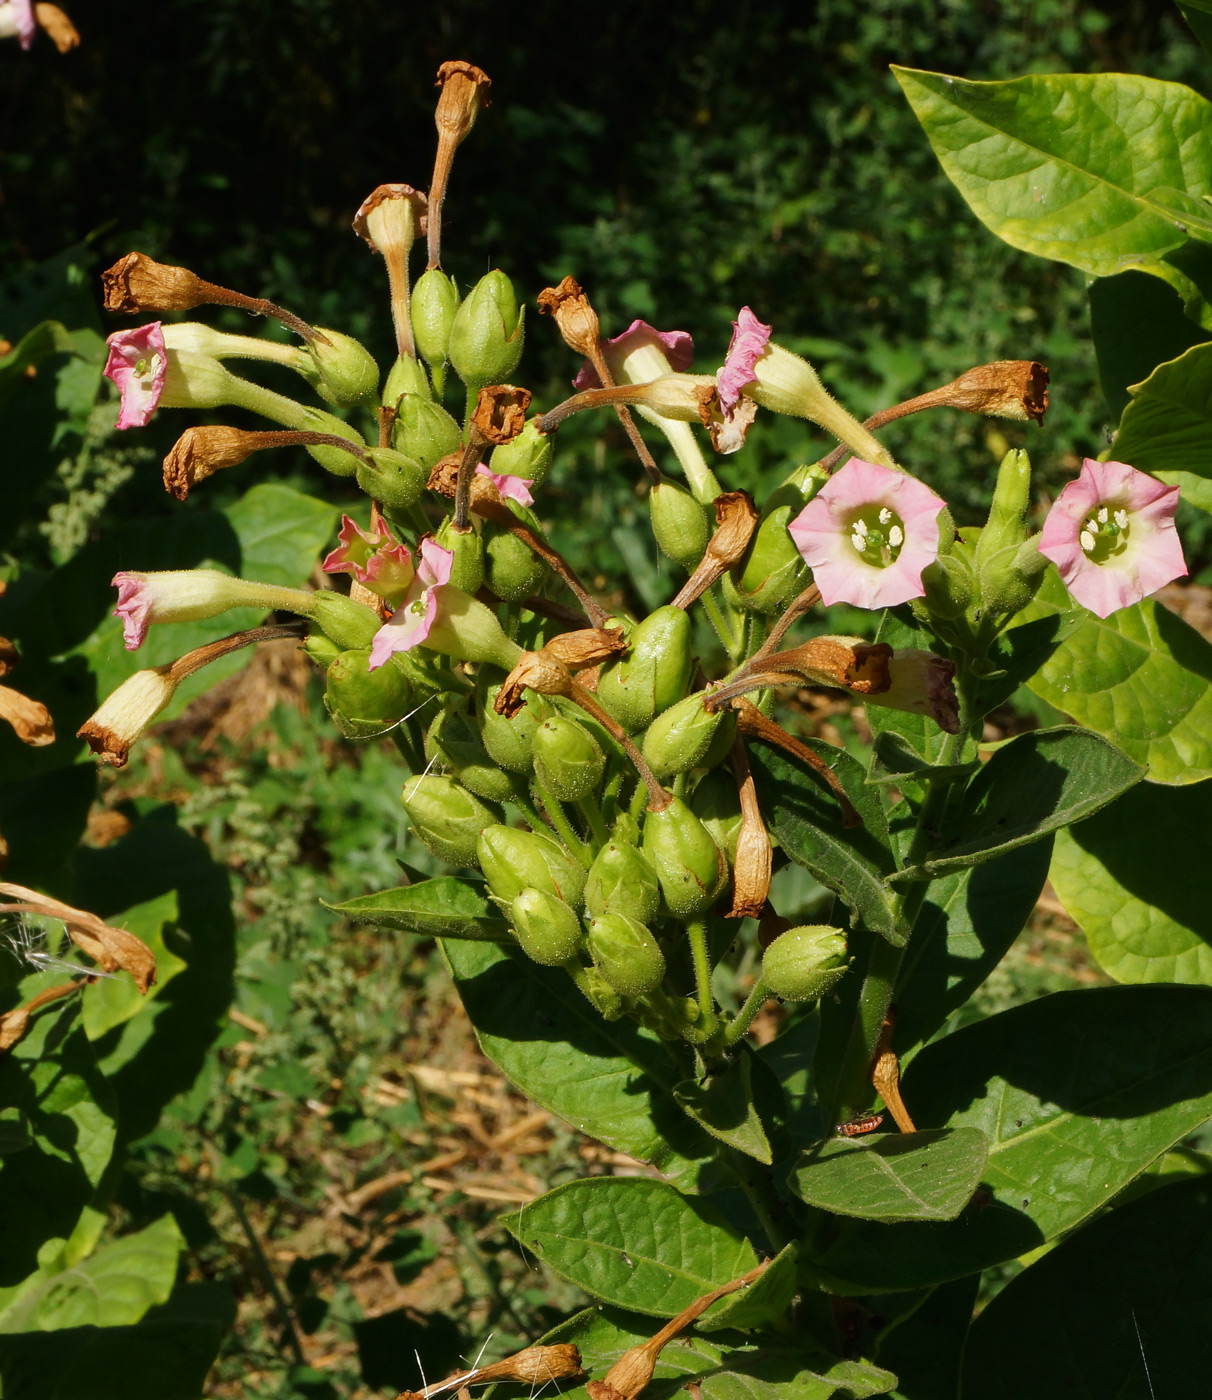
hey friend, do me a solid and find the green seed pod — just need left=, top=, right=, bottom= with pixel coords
left=306, top=329, right=380, bottom=408
left=533, top=715, right=605, bottom=801
left=689, top=770, right=743, bottom=865
left=586, top=913, right=666, bottom=997
left=478, top=676, right=542, bottom=775
left=762, top=924, right=850, bottom=1002
left=412, top=270, right=460, bottom=384
left=642, top=795, right=727, bottom=919
left=484, top=502, right=547, bottom=602
left=435, top=516, right=485, bottom=596
left=448, top=270, right=525, bottom=392
left=584, top=840, right=661, bottom=924
left=304, top=631, right=342, bottom=669
left=510, top=887, right=584, bottom=966
left=355, top=447, right=427, bottom=513
left=401, top=774, right=501, bottom=867
left=642, top=692, right=730, bottom=779
left=477, top=825, right=587, bottom=909
left=568, top=963, right=626, bottom=1020
left=489, top=417, right=553, bottom=487
left=382, top=352, right=433, bottom=405
left=325, top=648, right=414, bottom=739
left=722, top=462, right=826, bottom=615
left=916, top=547, right=977, bottom=622
left=596, top=606, right=693, bottom=734
left=426, top=705, right=516, bottom=803
left=310, top=592, right=382, bottom=650
left=649, top=475, right=711, bottom=570
left=391, top=392, right=463, bottom=470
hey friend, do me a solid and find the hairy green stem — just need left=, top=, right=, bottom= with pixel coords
left=721, top=977, right=772, bottom=1047
left=687, top=919, right=714, bottom=1021
left=533, top=774, right=594, bottom=868
left=577, top=795, right=611, bottom=851
left=507, top=775, right=549, bottom=835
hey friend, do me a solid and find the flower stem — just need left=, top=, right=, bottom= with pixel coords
left=577, top=796, right=610, bottom=852
left=721, top=977, right=772, bottom=1047
left=508, top=776, right=551, bottom=836
left=700, top=587, right=743, bottom=664
left=533, top=775, right=593, bottom=869
left=687, top=919, right=714, bottom=1022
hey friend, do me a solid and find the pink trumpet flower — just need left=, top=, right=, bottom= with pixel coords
left=368, top=539, right=455, bottom=669
left=103, top=323, right=168, bottom=428
left=323, top=515, right=416, bottom=606
left=716, top=307, right=772, bottom=416
left=573, top=320, right=694, bottom=390
left=475, top=462, right=533, bottom=507
left=1038, top=458, right=1186, bottom=618
left=789, top=457, right=945, bottom=609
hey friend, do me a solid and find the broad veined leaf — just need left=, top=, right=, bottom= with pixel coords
left=962, top=1175, right=1212, bottom=1399
left=789, top=1129, right=989, bottom=1223
left=444, top=941, right=713, bottom=1188
left=1049, top=778, right=1212, bottom=984
left=501, top=1178, right=757, bottom=1317
left=894, top=67, right=1212, bottom=286
left=530, top=1305, right=896, bottom=1400
left=890, top=727, right=1142, bottom=881
left=1017, top=572, right=1212, bottom=783
left=750, top=744, right=903, bottom=946
left=0, top=1004, right=117, bottom=1287
left=325, top=877, right=512, bottom=941
left=674, top=1049, right=773, bottom=1165
left=696, top=1243, right=799, bottom=1333
left=801, top=985, right=1212, bottom=1293
left=82, top=892, right=187, bottom=1040
left=1109, top=341, right=1212, bottom=511
left=874, top=1274, right=979, bottom=1400
left=0, top=1215, right=183, bottom=1333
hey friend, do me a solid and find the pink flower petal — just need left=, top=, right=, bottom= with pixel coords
left=11, top=0, right=35, bottom=47
left=476, top=462, right=534, bottom=508
left=1039, top=458, right=1186, bottom=618
left=104, top=323, right=168, bottom=429
left=418, top=538, right=454, bottom=589
left=323, top=514, right=382, bottom=578
left=717, top=306, right=772, bottom=415
left=112, top=572, right=153, bottom=650
left=368, top=588, right=438, bottom=669
left=573, top=320, right=695, bottom=390
left=788, top=458, right=945, bottom=610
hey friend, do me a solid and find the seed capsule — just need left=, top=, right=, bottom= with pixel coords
left=723, top=462, right=825, bottom=614
left=325, top=648, right=414, bottom=739
left=641, top=795, right=728, bottom=919
left=479, top=675, right=542, bottom=775
left=689, top=769, right=743, bottom=865
left=641, top=692, right=732, bottom=779
left=533, top=715, right=605, bottom=801
left=511, top=887, right=584, bottom=966
left=596, top=606, right=693, bottom=734
left=584, top=841, right=661, bottom=924
left=485, top=504, right=547, bottom=602
left=435, top=515, right=485, bottom=595
left=490, top=417, right=553, bottom=487
left=401, top=774, right=501, bottom=867
left=762, top=924, right=849, bottom=1002
left=586, top=913, right=666, bottom=997
left=649, top=475, right=711, bottom=569
left=448, top=270, right=525, bottom=391
left=477, top=824, right=587, bottom=909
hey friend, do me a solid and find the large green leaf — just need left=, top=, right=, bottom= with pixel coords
left=789, top=1129, right=988, bottom=1223
left=531, top=1305, right=896, bottom=1400
left=81, top=892, right=187, bottom=1040
left=324, top=877, right=512, bottom=941
left=1109, top=341, right=1212, bottom=510
left=874, top=1274, right=979, bottom=1400
left=0, top=1215, right=183, bottom=1333
left=443, top=940, right=713, bottom=1188
left=890, top=727, right=1142, bottom=881
left=1049, top=778, right=1212, bottom=984
left=801, top=986, right=1212, bottom=1293
left=1017, top=572, right=1212, bottom=784
left=892, top=840, right=1052, bottom=1060
left=697, top=1242, right=799, bottom=1334
left=962, top=1175, right=1212, bottom=1399
left=894, top=67, right=1212, bottom=285
left=502, top=1178, right=756, bottom=1316
left=0, top=1004, right=117, bottom=1287
left=750, top=744, right=903, bottom=946
left=674, top=1050, right=773, bottom=1165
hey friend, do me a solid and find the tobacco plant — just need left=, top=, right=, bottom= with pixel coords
left=7, top=21, right=1212, bottom=1400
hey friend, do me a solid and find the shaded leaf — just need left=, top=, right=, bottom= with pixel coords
left=697, top=1242, right=799, bottom=1333
left=325, top=877, right=512, bottom=941
left=962, top=1176, right=1212, bottom=1400
left=1110, top=341, right=1212, bottom=511
left=789, top=1129, right=989, bottom=1223
left=1050, top=778, right=1212, bottom=984
left=82, top=892, right=187, bottom=1039
left=875, top=1274, right=979, bottom=1400
left=1016, top=571, right=1212, bottom=784
left=756, top=1010, right=825, bottom=1148
left=675, top=1050, right=773, bottom=1165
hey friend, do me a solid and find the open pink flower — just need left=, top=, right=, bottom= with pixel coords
left=716, top=307, right=771, bottom=416
left=573, top=320, right=694, bottom=390
left=368, top=539, right=454, bottom=669
left=1, top=0, right=36, bottom=48
left=1039, top=459, right=1186, bottom=618
left=789, top=458, right=945, bottom=609
left=475, top=462, right=534, bottom=508
left=323, top=515, right=415, bottom=606
left=104, top=323, right=168, bottom=429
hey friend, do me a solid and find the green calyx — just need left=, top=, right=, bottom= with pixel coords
left=309, top=592, right=382, bottom=650
left=762, top=924, right=849, bottom=1002
left=510, top=887, right=584, bottom=966
left=383, top=352, right=433, bottom=404
left=596, top=605, right=693, bottom=733
left=642, top=691, right=732, bottom=779
left=478, top=675, right=543, bottom=775
left=649, top=475, right=711, bottom=569
left=410, top=270, right=460, bottom=379
left=448, top=270, right=525, bottom=391
left=355, top=448, right=427, bottom=513
left=689, top=769, right=743, bottom=865
left=324, top=648, right=414, bottom=738
left=533, top=714, right=605, bottom=801
left=489, top=418, right=553, bottom=487
left=477, top=824, right=587, bottom=910
left=434, top=517, right=486, bottom=596
left=584, top=840, right=661, bottom=923
left=642, top=795, right=728, bottom=919
left=484, top=503, right=547, bottom=602
left=426, top=704, right=516, bottom=803
left=586, top=912, right=666, bottom=997
left=306, top=329, right=380, bottom=408
left=391, top=391, right=463, bottom=469
left=975, top=449, right=1046, bottom=618
left=401, top=774, right=501, bottom=867
left=723, top=461, right=825, bottom=615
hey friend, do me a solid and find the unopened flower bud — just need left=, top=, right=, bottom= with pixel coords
left=533, top=714, right=605, bottom=801
left=383, top=352, right=434, bottom=405
left=586, top=913, right=665, bottom=997
left=477, top=825, right=587, bottom=909
left=324, top=648, right=416, bottom=739
left=642, top=796, right=727, bottom=919
left=412, top=270, right=460, bottom=386
left=356, top=448, right=428, bottom=513
left=976, top=449, right=1046, bottom=617
left=479, top=674, right=543, bottom=774
left=391, top=392, right=463, bottom=470
left=762, top=924, right=849, bottom=1001
left=489, top=416, right=554, bottom=487
left=723, top=462, right=826, bottom=614
left=402, top=774, right=501, bottom=867
left=305, top=329, right=379, bottom=408
left=434, top=517, right=485, bottom=596
left=596, top=606, right=693, bottom=734
left=448, top=270, right=525, bottom=392
left=649, top=476, right=711, bottom=570
left=426, top=704, right=515, bottom=803
left=584, top=840, right=661, bottom=924
left=511, top=887, right=584, bottom=966
left=689, top=769, right=743, bottom=865
left=916, top=545, right=977, bottom=622
left=642, top=692, right=732, bottom=779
